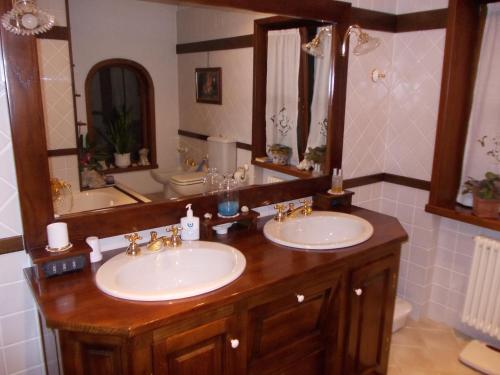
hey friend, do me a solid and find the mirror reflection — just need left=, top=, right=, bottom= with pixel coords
left=40, top=0, right=334, bottom=217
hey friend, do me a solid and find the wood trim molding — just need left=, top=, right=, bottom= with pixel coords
left=0, top=236, right=24, bottom=255
left=35, top=26, right=69, bottom=40
left=384, top=173, right=431, bottom=191
left=343, top=173, right=431, bottom=191
left=351, top=7, right=447, bottom=33
left=396, top=9, right=448, bottom=32
left=47, top=148, right=78, bottom=157
left=351, top=8, right=396, bottom=32
left=178, top=129, right=251, bottom=151
left=176, top=35, right=253, bottom=54
left=344, top=173, right=384, bottom=188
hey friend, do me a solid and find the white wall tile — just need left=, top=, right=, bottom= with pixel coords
left=3, top=338, right=42, bottom=374
left=0, top=283, right=35, bottom=317
left=1, top=310, right=38, bottom=346
left=0, top=252, right=30, bottom=285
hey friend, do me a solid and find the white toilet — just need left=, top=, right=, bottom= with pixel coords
left=151, top=137, right=237, bottom=197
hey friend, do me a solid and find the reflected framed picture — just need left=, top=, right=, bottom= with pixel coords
left=195, top=67, right=222, bottom=104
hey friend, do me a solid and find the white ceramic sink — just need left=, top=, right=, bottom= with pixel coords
left=263, top=211, right=374, bottom=250
left=95, top=241, right=246, bottom=301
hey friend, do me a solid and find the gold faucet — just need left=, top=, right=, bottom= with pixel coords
left=125, top=233, right=142, bottom=256
left=286, top=200, right=313, bottom=218
left=273, top=200, right=313, bottom=222
left=146, top=231, right=167, bottom=252
left=50, top=178, right=71, bottom=201
left=167, top=226, right=182, bottom=247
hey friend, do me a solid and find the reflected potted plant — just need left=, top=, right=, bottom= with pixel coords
left=105, top=106, right=134, bottom=168
left=304, top=145, right=327, bottom=173
left=461, top=136, right=500, bottom=218
left=268, top=144, right=291, bottom=165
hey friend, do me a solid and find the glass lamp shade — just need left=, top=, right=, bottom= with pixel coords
left=1, top=0, right=55, bottom=36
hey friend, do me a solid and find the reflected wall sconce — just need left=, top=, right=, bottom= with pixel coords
left=341, top=24, right=380, bottom=57
left=301, top=26, right=332, bottom=58
left=1, top=0, right=55, bottom=36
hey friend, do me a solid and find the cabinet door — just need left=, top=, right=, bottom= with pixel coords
left=247, top=269, right=343, bottom=375
left=345, top=255, right=398, bottom=375
left=154, top=315, right=243, bottom=375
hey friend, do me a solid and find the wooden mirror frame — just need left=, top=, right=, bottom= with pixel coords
left=0, top=0, right=351, bottom=252
left=251, top=16, right=345, bottom=178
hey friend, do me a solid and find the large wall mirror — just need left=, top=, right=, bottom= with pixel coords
left=2, top=0, right=350, bottom=248
left=39, top=0, right=343, bottom=218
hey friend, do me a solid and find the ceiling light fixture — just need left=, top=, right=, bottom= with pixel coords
left=1, top=0, right=55, bottom=36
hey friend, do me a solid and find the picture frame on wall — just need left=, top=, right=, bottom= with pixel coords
left=195, top=67, right=222, bottom=104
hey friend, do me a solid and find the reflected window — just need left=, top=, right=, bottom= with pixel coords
left=84, top=59, right=156, bottom=173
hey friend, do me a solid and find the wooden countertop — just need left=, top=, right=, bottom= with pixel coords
left=25, top=207, right=407, bottom=337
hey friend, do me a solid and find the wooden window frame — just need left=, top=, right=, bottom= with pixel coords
left=426, top=0, right=499, bottom=230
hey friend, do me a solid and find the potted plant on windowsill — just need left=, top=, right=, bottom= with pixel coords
left=268, top=144, right=291, bottom=165
left=105, top=106, right=134, bottom=168
left=461, top=135, right=500, bottom=218
left=463, top=172, right=500, bottom=218
left=304, top=145, right=327, bottom=173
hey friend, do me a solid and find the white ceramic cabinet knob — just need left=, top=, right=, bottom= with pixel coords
left=230, top=339, right=239, bottom=349
left=296, top=294, right=305, bottom=303
left=354, top=288, right=363, bottom=296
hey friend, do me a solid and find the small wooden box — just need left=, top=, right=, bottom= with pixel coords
left=314, top=190, right=354, bottom=210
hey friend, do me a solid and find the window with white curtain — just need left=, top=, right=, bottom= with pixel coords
left=457, top=3, right=500, bottom=207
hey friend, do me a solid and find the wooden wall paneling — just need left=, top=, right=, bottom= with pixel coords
left=47, top=148, right=78, bottom=157
left=351, top=8, right=396, bottom=32
left=0, top=0, right=54, bottom=250
left=0, top=235, right=24, bottom=254
left=176, top=35, right=253, bottom=54
left=396, top=9, right=448, bottom=32
left=428, top=0, right=481, bottom=208
left=35, top=26, right=69, bottom=40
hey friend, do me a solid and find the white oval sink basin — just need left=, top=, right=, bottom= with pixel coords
left=95, top=241, right=246, bottom=301
left=263, top=211, right=374, bottom=250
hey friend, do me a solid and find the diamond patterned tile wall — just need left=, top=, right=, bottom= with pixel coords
left=37, top=40, right=77, bottom=151
left=384, top=30, right=445, bottom=180
left=0, top=52, right=22, bottom=238
left=343, top=31, right=394, bottom=179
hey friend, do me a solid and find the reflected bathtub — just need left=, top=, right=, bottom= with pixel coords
left=54, top=186, right=146, bottom=216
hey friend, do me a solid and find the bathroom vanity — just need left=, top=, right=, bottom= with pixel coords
left=26, top=207, right=407, bottom=375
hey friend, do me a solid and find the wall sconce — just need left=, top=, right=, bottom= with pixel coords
left=341, top=24, right=380, bottom=57
left=1, top=0, right=55, bottom=36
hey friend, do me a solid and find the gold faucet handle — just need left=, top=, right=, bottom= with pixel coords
left=150, top=231, right=158, bottom=242
left=166, top=226, right=182, bottom=247
left=125, top=233, right=142, bottom=245
left=124, top=233, right=142, bottom=256
left=274, top=204, right=286, bottom=222
left=300, top=200, right=313, bottom=215
left=288, top=203, right=295, bottom=211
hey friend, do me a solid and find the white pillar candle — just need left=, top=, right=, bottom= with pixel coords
left=47, top=222, right=69, bottom=250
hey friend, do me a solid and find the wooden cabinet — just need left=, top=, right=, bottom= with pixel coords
left=246, top=269, right=344, bottom=374
left=51, top=252, right=401, bottom=375
left=344, top=255, right=399, bottom=375
left=153, top=316, right=243, bottom=375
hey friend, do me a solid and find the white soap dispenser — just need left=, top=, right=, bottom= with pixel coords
left=181, top=203, right=200, bottom=241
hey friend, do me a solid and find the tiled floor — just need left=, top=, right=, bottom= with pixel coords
left=388, top=319, right=480, bottom=375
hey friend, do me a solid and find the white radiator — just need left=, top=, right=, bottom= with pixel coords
left=462, top=236, right=500, bottom=340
